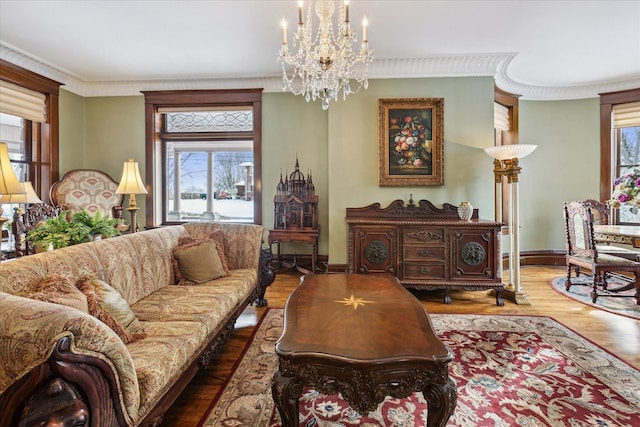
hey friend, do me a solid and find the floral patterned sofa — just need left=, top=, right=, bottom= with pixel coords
left=0, top=222, right=274, bottom=427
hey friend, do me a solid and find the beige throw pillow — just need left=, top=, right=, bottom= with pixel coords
left=177, top=229, right=229, bottom=272
left=173, top=240, right=228, bottom=285
left=27, top=275, right=89, bottom=313
left=76, top=277, right=146, bottom=344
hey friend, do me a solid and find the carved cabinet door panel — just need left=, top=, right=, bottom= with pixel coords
left=450, top=227, right=499, bottom=281
left=351, top=226, right=397, bottom=274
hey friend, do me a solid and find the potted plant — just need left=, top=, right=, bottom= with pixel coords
left=27, top=210, right=121, bottom=251
left=71, top=209, right=121, bottom=240
left=26, top=211, right=79, bottom=250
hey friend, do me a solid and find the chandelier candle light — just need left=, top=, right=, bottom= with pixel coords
left=278, top=0, right=374, bottom=110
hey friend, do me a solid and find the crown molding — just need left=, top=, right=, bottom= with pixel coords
left=494, top=55, right=640, bottom=101
left=2, top=42, right=638, bottom=100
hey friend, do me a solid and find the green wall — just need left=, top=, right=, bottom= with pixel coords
left=262, top=92, right=329, bottom=255
left=59, top=89, right=85, bottom=172
left=60, top=91, right=147, bottom=221
left=519, top=97, right=600, bottom=251
left=57, top=79, right=602, bottom=265
left=327, top=77, right=496, bottom=264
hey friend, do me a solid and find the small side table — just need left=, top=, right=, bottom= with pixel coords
left=268, top=228, right=320, bottom=274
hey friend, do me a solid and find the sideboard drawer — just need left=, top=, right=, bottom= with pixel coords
left=403, top=263, right=446, bottom=280
left=403, top=227, right=446, bottom=245
left=403, top=246, right=446, bottom=262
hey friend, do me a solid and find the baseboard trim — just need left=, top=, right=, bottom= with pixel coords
left=519, top=250, right=566, bottom=267
left=274, top=250, right=567, bottom=274
left=321, top=249, right=567, bottom=274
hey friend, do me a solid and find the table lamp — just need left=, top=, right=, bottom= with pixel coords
left=115, top=158, right=147, bottom=233
left=0, top=143, right=25, bottom=197
left=0, top=142, right=26, bottom=259
left=0, top=181, right=42, bottom=206
left=484, top=144, right=537, bottom=304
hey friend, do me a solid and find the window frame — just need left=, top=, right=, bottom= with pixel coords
left=143, top=89, right=263, bottom=227
left=600, top=88, right=640, bottom=223
left=0, top=59, right=61, bottom=202
left=494, top=85, right=520, bottom=226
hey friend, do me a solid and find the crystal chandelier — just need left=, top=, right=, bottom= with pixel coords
left=278, top=0, right=374, bottom=110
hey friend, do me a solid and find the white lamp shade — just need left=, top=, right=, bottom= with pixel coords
left=116, top=159, right=148, bottom=195
left=0, top=181, right=42, bottom=204
left=484, top=144, right=538, bottom=160
left=0, top=143, right=26, bottom=195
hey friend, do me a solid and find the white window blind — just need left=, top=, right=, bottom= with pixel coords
left=0, top=80, right=47, bottom=123
left=613, top=101, right=640, bottom=128
left=494, top=102, right=510, bottom=132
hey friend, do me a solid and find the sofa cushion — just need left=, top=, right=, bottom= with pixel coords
left=77, top=277, right=146, bottom=344
left=26, top=275, right=88, bottom=313
left=172, top=240, right=228, bottom=285
left=183, top=222, right=263, bottom=271
left=131, top=269, right=257, bottom=335
left=177, top=229, right=229, bottom=272
left=127, top=319, right=209, bottom=417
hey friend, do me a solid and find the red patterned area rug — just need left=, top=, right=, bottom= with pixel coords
left=549, top=276, right=640, bottom=321
left=199, top=310, right=640, bottom=427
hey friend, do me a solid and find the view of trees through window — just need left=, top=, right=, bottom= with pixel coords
left=162, top=109, right=255, bottom=223
left=165, top=146, right=253, bottom=222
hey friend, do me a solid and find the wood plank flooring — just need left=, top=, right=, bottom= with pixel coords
left=160, top=266, right=640, bottom=426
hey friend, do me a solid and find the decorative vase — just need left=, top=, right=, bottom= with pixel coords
left=458, top=201, right=473, bottom=221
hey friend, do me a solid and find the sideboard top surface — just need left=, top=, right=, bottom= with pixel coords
left=346, top=199, right=502, bottom=226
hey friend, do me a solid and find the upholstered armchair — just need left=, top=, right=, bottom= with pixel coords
left=50, top=169, right=124, bottom=219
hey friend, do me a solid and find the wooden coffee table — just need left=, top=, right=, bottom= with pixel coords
left=272, top=273, right=457, bottom=427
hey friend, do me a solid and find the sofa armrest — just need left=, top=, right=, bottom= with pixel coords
left=256, top=246, right=276, bottom=307
left=0, top=292, right=139, bottom=426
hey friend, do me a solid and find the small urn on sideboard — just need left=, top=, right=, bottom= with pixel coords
left=458, top=201, right=473, bottom=221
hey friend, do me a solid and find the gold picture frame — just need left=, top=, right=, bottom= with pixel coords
left=378, top=98, right=444, bottom=186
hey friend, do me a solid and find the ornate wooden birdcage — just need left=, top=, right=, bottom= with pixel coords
left=273, top=158, right=318, bottom=230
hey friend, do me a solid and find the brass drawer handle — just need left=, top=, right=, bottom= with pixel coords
left=419, top=249, right=430, bottom=256
left=419, top=267, right=430, bottom=273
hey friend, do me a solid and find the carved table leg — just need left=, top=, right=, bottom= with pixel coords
left=495, top=288, right=505, bottom=306
left=422, top=377, right=457, bottom=427
left=271, top=370, right=302, bottom=427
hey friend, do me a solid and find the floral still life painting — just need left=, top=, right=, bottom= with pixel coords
left=378, top=98, right=444, bottom=186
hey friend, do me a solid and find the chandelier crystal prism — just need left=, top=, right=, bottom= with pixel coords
left=278, top=0, right=374, bottom=110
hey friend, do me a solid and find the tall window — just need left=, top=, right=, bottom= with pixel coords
left=0, top=60, right=61, bottom=201
left=600, top=89, right=640, bottom=224
left=144, top=89, right=263, bottom=227
left=494, top=85, right=520, bottom=225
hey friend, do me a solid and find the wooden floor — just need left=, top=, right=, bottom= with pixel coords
left=160, top=266, right=640, bottom=426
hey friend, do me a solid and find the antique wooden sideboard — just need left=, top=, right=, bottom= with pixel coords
left=346, top=199, right=504, bottom=305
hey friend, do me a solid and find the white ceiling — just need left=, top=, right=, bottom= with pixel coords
left=1, top=0, right=639, bottom=100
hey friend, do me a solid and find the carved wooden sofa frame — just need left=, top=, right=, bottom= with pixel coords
left=0, top=228, right=275, bottom=427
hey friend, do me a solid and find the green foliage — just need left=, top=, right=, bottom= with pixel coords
left=71, top=209, right=121, bottom=238
left=27, top=209, right=121, bottom=250
left=27, top=211, right=75, bottom=249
